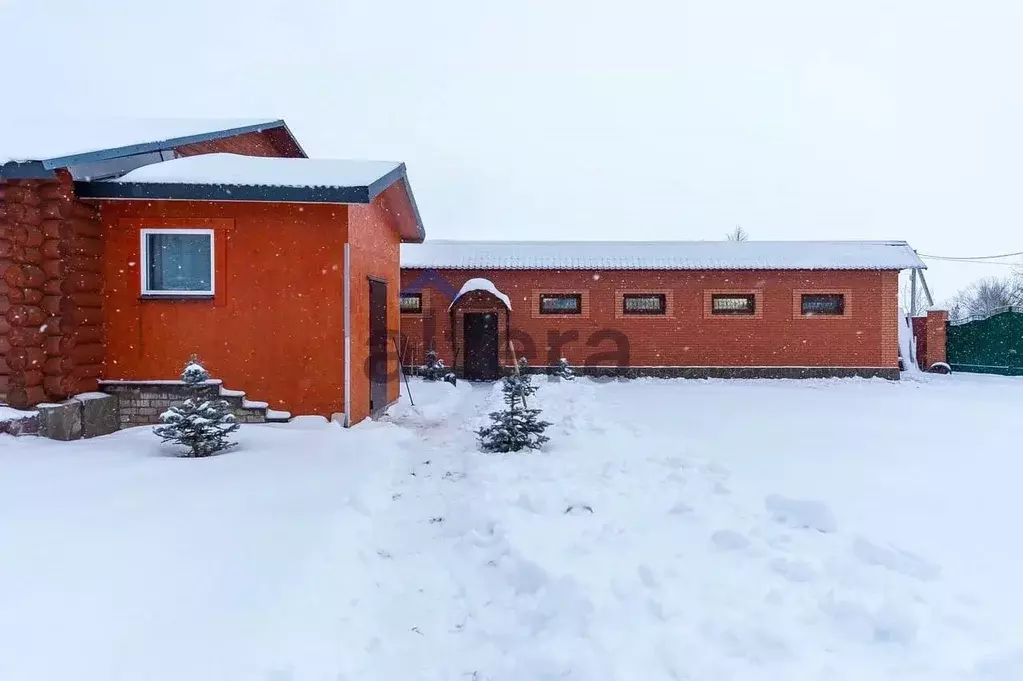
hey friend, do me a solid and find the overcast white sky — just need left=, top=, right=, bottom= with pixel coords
left=5, top=0, right=1021, bottom=299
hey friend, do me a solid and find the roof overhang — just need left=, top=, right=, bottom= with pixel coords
left=75, top=162, right=426, bottom=242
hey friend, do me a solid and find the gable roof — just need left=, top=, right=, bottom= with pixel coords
left=0, top=118, right=303, bottom=178
left=401, top=240, right=926, bottom=271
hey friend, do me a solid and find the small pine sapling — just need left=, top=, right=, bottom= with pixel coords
left=555, top=357, right=575, bottom=380
left=421, top=349, right=448, bottom=381
left=477, top=358, right=551, bottom=452
left=154, top=356, right=240, bottom=458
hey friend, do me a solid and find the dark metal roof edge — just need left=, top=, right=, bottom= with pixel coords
left=40, top=120, right=288, bottom=169
left=366, top=163, right=425, bottom=243
left=75, top=181, right=372, bottom=204
left=0, top=161, right=57, bottom=179
left=366, top=163, right=406, bottom=200
left=276, top=121, right=309, bottom=158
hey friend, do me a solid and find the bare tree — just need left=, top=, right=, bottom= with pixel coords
left=948, top=276, right=1023, bottom=320
left=726, top=225, right=748, bottom=242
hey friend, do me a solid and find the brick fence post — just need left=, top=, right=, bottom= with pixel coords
left=925, top=309, right=948, bottom=369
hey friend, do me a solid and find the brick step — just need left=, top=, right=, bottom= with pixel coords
left=217, top=387, right=291, bottom=424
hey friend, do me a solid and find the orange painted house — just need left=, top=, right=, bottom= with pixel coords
left=1, top=120, right=424, bottom=426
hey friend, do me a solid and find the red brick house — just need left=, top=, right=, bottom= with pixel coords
left=1, top=119, right=423, bottom=429
left=399, top=240, right=926, bottom=379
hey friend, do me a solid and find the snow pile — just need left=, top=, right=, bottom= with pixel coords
left=898, top=313, right=921, bottom=372
left=0, top=406, right=36, bottom=421
left=448, top=277, right=512, bottom=310
left=765, top=493, right=838, bottom=533
left=2, top=374, right=1023, bottom=680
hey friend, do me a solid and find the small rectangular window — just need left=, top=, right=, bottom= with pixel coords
left=623, top=293, right=666, bottom=315
left=801, top=294, right=845, bottom=316
left=400, top=292, right=423, bottom=314
left=712, top=294, right=755, bottom=315
left=539, top=293, right=582, bottom=314
left=141, top=229, right=214, bottom=296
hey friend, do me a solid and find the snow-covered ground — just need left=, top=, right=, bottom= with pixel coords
left=2, top=374, right=1022, bottom=681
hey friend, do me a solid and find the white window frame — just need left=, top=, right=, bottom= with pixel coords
left=140, top=228, right=215, bottom=297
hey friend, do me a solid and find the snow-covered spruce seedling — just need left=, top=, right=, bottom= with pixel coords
left=421, top=349, right=448, bottom=381
left=555, top=357, right=575, bottom=380
left=154, top=356, right=240, bottom=458
left=477, top=360, right=551, bottom=452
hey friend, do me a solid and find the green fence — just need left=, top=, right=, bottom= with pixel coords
left=947, top=308, right=1023, bottom=376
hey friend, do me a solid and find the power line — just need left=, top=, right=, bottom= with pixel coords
left=918, top=250, right=1023, bottom=261
left=918, top=253, right=1022, bottom=267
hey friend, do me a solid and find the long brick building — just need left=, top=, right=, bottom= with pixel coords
left=399, top=240, right=927, bottom=380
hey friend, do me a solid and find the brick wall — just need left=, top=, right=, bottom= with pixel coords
left=913, top=310, right=948, bottom=370
left=99, top=381, right=268, bottom=428
left=174, top=129, right=298, bottom=158
left=399, top=268, right=901, bottom=375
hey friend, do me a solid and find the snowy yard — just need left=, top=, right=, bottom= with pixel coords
left=2, top=374, right=1023, bottom=681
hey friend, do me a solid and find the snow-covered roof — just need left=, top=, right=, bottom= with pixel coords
left=111, top=153, right=401, bottom=189
left=402, top=240, right=926, bottom=271
left=0, top=118, right=284, bottom=166
left=449, top=278, right=512, bottom=310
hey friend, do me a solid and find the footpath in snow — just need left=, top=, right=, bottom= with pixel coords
left=2, top=374, right=1023, bottom=680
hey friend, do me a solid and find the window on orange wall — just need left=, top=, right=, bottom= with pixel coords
left=623, top=293, right=666, bottom=315
left=400, top=292, right=423, bottom=314
left=539, top=293, right=582, bottom=314
left=711, top=294, right=755, bottom=315
left=140, top=229, right=214, bottom=296
left=801, top=294, right=845, bottom=316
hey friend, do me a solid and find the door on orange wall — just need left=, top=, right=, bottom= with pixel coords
left=369, top=279, right=389, bottom=413
left=463, top=312, right=500, bottom=380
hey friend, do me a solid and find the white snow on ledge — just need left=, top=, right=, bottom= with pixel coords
left=0, top=406, right=37, bottom=422
left=448, top=277, right=512, bottom=310
left=112, top=153, right=400, bottom=189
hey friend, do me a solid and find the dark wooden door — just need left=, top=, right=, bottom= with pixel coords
left=369, top=279, right=388, bottom=413
left=463, top=312, right=500, bottom=380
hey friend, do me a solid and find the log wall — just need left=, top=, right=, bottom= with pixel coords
left=0, top=177, right=104, bottom=407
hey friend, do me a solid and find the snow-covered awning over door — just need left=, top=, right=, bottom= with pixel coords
left=448, top=278, right=512, bottom=311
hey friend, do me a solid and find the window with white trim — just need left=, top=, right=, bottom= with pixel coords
left=141, top=229, right=214, bottom=296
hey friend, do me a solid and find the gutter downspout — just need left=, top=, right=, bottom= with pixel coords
left=343, top=243, right=351, bottom=427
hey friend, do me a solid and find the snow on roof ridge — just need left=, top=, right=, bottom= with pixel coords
left=402, top=239, right=925, bottom=271
left=113, top=152, right=401, bottom=189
